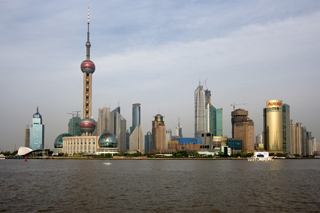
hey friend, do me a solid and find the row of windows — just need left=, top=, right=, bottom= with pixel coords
left=67, top=141, right=95, bottom=145
left=65, top=139, right=95, bottom=142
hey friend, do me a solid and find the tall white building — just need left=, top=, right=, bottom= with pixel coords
left=194, top=82, right=205, bottom=138
left=30, top=107, right=44, bottom=150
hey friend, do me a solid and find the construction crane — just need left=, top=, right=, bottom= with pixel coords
left=230, top=103, right=247, bottom=111
left=203, top=78, right=208, bottom=90
left=67, top=112, right=76, bottom=118
left=73, top=111, right=81, bottom=118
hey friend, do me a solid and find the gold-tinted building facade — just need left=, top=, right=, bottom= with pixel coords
left=151, top=114, right=166, bottom=153
left=263, top=100, right=283, bottom=152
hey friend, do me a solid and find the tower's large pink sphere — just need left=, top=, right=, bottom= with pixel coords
left=81, top=60, right=95, bottom=74
left=79, top=118, right=96, bottom=134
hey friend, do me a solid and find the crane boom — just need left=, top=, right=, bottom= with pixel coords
left=230, top=103, right=247, bottom=111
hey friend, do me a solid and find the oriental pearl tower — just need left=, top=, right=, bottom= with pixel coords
left=79, top=8, right=96, bottom=136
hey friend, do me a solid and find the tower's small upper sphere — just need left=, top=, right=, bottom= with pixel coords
left=81, top=60, right=95, bottom=74
left=98, top=132, right=118, bottom=148
left=54, top=133, right=73, bottom=148
left=79, top=118, right=96, bottom=134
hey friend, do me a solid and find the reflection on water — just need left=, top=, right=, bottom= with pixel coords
left=0, top=159, right=319, bottom=212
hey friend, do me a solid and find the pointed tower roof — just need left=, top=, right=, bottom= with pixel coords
left=81, top=7, right=95, bottom=74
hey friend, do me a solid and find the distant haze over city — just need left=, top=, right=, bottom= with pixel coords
left=1, top=0, right=319, bottom=151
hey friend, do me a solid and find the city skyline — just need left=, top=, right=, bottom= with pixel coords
left=1, top=1, right=320, bottom=150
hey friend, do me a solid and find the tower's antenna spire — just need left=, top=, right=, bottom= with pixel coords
left=86, top=7, right=91, bottom=60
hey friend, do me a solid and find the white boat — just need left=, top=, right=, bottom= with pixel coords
left=0, top=154, right=5, bottom=159
left=248, top=152, right=273, bottom=161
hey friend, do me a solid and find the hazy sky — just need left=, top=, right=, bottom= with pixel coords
left=1, top=0, right=320, bottom=151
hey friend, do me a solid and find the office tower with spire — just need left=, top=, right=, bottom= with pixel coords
left=30, top=107, right=44, bottom=150
left=175, top=118, right=183, bottom=138
left=194, top=82, right=205, bottom=138
left=195, top=82, right=223, bottom=138
left=79, top=8, right=96, bottom=136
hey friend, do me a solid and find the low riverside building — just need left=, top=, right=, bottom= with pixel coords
left=62, top=136, right=99, bottom=155
left=168, top=138, right=201, bottom=152
left=62, top=132, right=119, bottom=155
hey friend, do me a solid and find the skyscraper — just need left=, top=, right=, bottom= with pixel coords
left=282, top=104, right=290, bottom=153
left=110, top=107, right=127, bottom=153
left=263, top=100, right=283, bottom=152
left=129, top=125, right=143, bottom=153
left=30, top=107, right=44, bottom=150
left=129, top=103, right=143, bottom=153
left=152, top=114, right=166, bottom=153
left=216, top=108, right=223, bottom=136
left=196, top=85, right=223, bottom=137
left=130, top=103, right=141, bottom=133
left=291, top=122, right=302, bottom=155
left=25, top=125, right=30, bottom=147
left=96, top=107, right=111, bottom=136
left=256, top=134, right=263, bottom=145
left=231, top=109, right=255, bottom=153
left=165, top=129, right=172, bottom=149
left=79, top=8, right=96, bottom=136
left=144, top=131, right=152, bottom=154
left=175, top=118, right=183, bottom=138
left=194, top=82, right=205, bottom=137
left=68, top=116, right=81, bottom=136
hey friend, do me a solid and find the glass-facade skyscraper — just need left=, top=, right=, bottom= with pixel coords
left=216, top=108, right=223, bottom=136
left=129, top=103, right=143, bottom=153
left=68, top=116, right=82, bottom=136
left=30, top=107, right=44, bottom=150
left=282, top=104, right=290, bottom=153
left=144, top=131, right=152, bottom=154
left=131, top=103, right=141, bottom=133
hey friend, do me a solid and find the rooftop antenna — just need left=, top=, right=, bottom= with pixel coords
left=86, top=7, right=91, bottom=60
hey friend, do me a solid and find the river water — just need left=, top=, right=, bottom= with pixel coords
left=0, top=159, right=319, bottom=212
